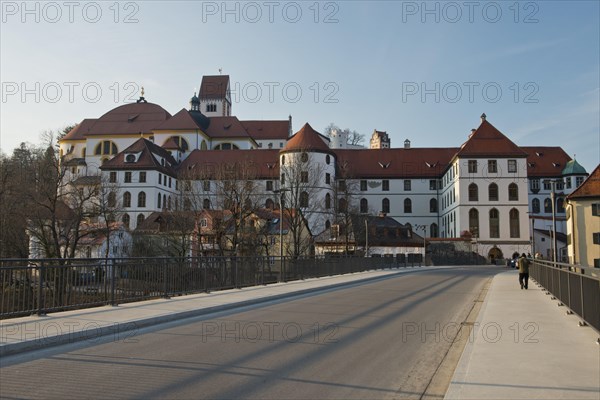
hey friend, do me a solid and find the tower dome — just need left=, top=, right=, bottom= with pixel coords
left=562, top=158, right=587, bottom=176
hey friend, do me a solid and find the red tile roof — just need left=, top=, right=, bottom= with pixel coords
left=79, top=102, right=171, bottom=136
left=334, top=148, right=457, bottom=178
left=456, top=119, right=528, bottom=158
left=282, top=123, right=331, bottom=153
left=205, top=116, right=251, bottom=138
left=100, top=138, right=177, bottom=175
left=521, top=146, right=572, bottom=177
left=240, top=120, right=290, bottom=140
left=61, top=119, right=97, bottom=140
left=154, top=108, right=205, bottom=130
left=567, top=164, right=600, bottom=200
left=200, top=75, right=230, bottom=99
left=178, top=149, right=280, bottom=180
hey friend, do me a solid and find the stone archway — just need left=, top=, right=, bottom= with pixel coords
left=488, top=246, right=503, bottom=264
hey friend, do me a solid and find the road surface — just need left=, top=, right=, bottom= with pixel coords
left=0, top=266, right=500, bottom=399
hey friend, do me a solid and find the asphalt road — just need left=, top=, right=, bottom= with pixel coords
left=0, top=266, right=500, bottom=400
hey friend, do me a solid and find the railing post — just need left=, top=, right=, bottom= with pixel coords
left=110, top=259, right=117, bottom=306
left=37, top=261, right=45, bottom=316
left=162, top=258, right=170, bottom=299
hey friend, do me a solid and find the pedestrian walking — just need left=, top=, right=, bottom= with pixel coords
left=518, top=253, right=530, bottom=290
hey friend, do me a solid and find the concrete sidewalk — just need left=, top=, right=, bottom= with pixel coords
left=0, top=266, right=435, bottom=357
left=445, top=270, right=600, bottom=400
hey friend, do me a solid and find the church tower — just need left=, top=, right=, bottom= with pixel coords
left=199, top=75, right=232, bottom=117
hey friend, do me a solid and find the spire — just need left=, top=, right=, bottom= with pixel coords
left=136, top=85, right=147, bottom=103
left=190, top=91, right=200, bottom=111
left=480, top=113, right=487, bottom=122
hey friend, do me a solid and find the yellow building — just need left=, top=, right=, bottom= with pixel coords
left=566, top=164, right=600, bottom=267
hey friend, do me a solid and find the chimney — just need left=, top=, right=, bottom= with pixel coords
left=288, top=115, right=293, bottom=137
left=404, top=139, right=411, bottom=149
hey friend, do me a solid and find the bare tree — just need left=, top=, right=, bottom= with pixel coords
left=323, top=123, right=365, bottom=147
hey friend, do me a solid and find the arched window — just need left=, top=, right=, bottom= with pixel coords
left=200, top=140, right=207, bottom=150
left=107, top=192, right=116, bottom=208
left=162, top=194, right=166, bottom=209
left=157, top=193, right=162, bottom=209
left=430, top=198, right=438, bottom=213
left=325, top=193, right=331, bottom=209
left=532, top=198, right=540, bottom=214
left=214, top=143, right=239, bottom=150
left=508, top=183, right=518, bottom=201
left=404, top=198, right=412, bottom=213
left=165, top=136, right=189, bottom=151
left=509, top=208, right=520, bottom=238
left=469, top=208, right=479, bottom=238
left=468, top=183, right=478, bottom=201
left=339, top=198, right=347, bottom=213
left=123, top=192, right=131, bottom=208
left=138, top=192, right=146, bottom=208
left=556, top=197, right=565, bottom=213
left=122, top=214, right=130, bottom=229
left=382, top=198, right=390, bottom=213
left=544, top=198, right=552, bottom=213
left=136, top=213, right=145, bottom=227
left=489, top=208, right=500, bottom=238
left=360, top=198, right=368, bottom=214
left=94, top=140, right=118, bottom=156
left=300, top=191, right=309, bottom=208
left=430, top=223, right=438, bottom=238
left=265, top=199, right=274, bottom=209
left=203, top=199, right=210, bottom=209
left=168, top=196, right=171, bottom=210
left=325, top=220, right=331, bottom=230
left=489, top=183, right=499, bottom=201
left=326, top=155, right=331, bottom=165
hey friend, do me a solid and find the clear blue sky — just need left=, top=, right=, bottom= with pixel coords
left=1, top=1, right=598, bottom=172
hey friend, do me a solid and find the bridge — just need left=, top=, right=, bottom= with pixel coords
left=1, top=259, right=598, bottom=399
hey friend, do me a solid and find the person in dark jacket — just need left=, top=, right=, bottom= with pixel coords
left=518, top=253, right=530, bottom=289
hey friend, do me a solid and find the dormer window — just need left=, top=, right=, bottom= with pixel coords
left=125, top=154, right=136, bottom=163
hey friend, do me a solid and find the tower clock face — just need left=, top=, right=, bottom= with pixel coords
left=126, top=154, right=136, bottom=163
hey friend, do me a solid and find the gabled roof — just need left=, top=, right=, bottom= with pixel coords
left=521, top=147, right=572, bottom=177
left=135, top=211, right=196, bottom=234
left=455, top=117, right=528, bottom=158
left=205, top=116, right=251, bottom=138
left=282, top=123, right=332, bottom=154
left=154, top=108, right=209, bottom=131
left=199, top=75, right=230, bottom=99
left=240, top=120, right=290, bottom=140
left=567, top=164, right=600, bottom=200
left=100, top=138, right=178, bottom=175
left=178, top=149, right=280, bottom=179
left=334, top=148, right=457, bottom=178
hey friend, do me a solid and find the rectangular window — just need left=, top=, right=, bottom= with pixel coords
left=508, top=160, right=517, bottom=173
left=576, top=177, right=584, bottom=187
left=360, top=180, right=367, bottom=191
left=429, top=180, right=437, bottom=190
left=158, top=174, right=162, bottom=185
left=338, top=180, right=346, bottom=191
left=301, top=171, right=308, bottom=183
left=281, top=173, right=285, bottom=185
left=203, top=180, right=210, bottom=191
left=593, top=232, right=600, bottom=245
left=543, top=181, right=551, bottom=190
left=594, top=259, right=600, bottom=268
left=565, top=177, right=571, bottom=189
left=592, top=203, right=600, bottom=216
left=139, top=172, right=146, bottom=183
left=200, top=218, right=208, bottom=228
left=169, top=177, right=172, bottom=188
left=325, top=173, right=330, bottom=185
left=266, top=181, right=273, bottom=191
left=124, top=172, right=132, bottom=183
left=404, top=180, right=411, bottom=191
left=488, top=160, right=497, bottom=173
left=556, top=180, right=564, bottom=190
left=530, top=179, right=540, bottom=191
left=109, top=172, right=117, bottom=183
left=382, top=180, right=389, bottom=191
left=468, top=160, right=477, bottom=173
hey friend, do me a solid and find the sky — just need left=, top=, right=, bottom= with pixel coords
left=1, top=1, right=599, bottom=172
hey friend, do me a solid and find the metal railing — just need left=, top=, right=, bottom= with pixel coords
left=530, top=260, right=600, bottom=334
left=0, top=255, right=420, bottom=319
